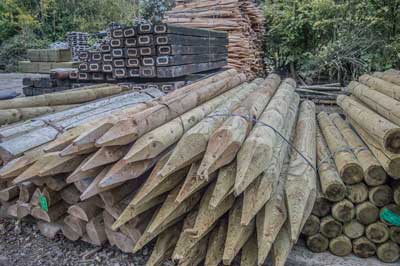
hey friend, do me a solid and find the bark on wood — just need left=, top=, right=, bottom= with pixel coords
left=343, top=220, right=365, bottom=239
left=349, top=118, right=400, bottom=179
left=236, top=79, right=297, bottom=195
left=369, top=185, right=393, bottom=207
left=198, top=74, right=281, bottom=176
left=377, top=241, right=400, bottom=263
left=356, top=202, right=380, bottom=225
left=302, top=215, right=320, bottom=237
left=320, top=216, right=342, bottom=239
left=157, top=81, right=258, bottom=179
left=285, top=100, right=317, bottom=242
left=317, top=111, right=364, bottom=184
left=222, top=197, right=255, bottom=265
left=346, top=183, right=369, bottom=204
left=242, top=94, right=299, bottom=226
left=353, top=237, right=376, bottom=258
left=332, top=199, right=355, bottom=223
left=329, top=235, right=352, bottom=257
left=337, top=95, right=400, bottom=154
left=316, top=126, right=346, bottom=202
left=359, top=74, right=400, bottom=101
left=97, top=71, right=245, bottom=147
left=306, top=234, right=329, bottom=253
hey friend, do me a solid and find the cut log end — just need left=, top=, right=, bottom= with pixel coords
left=306, top=234, right=329, bottom=253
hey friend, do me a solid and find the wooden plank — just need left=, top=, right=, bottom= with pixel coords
left=157, top=45, right=228, bottom=56
left=156, top=53, right=227, bottom=66
left=156, top=60, right=227, bottom=78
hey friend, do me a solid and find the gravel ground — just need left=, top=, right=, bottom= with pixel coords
left=0, top=218, right=158, bottom=266
left=0, top=73, right=48, bottom=94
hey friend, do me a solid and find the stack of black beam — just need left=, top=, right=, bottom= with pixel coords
left=71, top=23, right=228, bottom=81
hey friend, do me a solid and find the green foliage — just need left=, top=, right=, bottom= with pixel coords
left=140, top=0, right=174, bottom=22
left=264, top=0, right=400, bottom=82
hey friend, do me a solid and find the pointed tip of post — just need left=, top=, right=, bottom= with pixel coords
left=73, top=123, right=113, bottom=146
left=123, top=147, right=152, bottom=164
left=95, top=122, right=138, bottom=147
left=98, top=160, right=127, bottom=188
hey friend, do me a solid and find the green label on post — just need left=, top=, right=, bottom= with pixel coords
left=380, top=208, right=400, bottom=227
left=39, top=194, right=49, bottom=212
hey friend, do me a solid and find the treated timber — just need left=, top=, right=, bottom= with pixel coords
left=241, top=234, right=258, bottom=266
left=156, top=61, right=228, bottom=79
left=320, top=216, right=342, bottom=239
left=369, top=185, right=393, bottom=207
left=156, top=54, right=227, bottom=67
left=241, top=93, right=299, bottom=225
left=349, top=118, right=400, bottom=179
left=373, top=70, right=400, bottom=86
left=64, top=215, right=86, bottom=236
left=222, top=197, right=255, bottom=265
left=346, top=183, right=369, bottom=204
left=306, top=234, right=329, bottom=253
left=235, top=79, right=296, bottom=195
left=156, top=80, right=259, bottom=179
left=356, top=201, right=380, bottom=225
left=271, top=222, right=293, bottom=266
left=0, top=185, right=19, bottom=201
left=331, top=112, right=387, bottom=186
left=97, top=71, right=245, bottom=147
left=124, top=79, right=249, bottom=163
left=285, top=101, right=317, bottom=242
left=204, top=218, right=228, bottom=266
left=366, top=222, right=390, bottom=244
left=332, top=199, right=355, bottom=223
left=343, top=220, right=365, bottom=239
left=359, top=74, right=400, bottom=101
left=209, top=161, right=236, bottom=208
left=31, top=201, right=69, bottom=222
left=67, top=197, right=103, bottom=222
left=353, top=237, right=376, bottom=258
left=316, top=126, right=347, bottom=201
left=172, top=210, right=199, bottom=261
left=302, top=215, right=320, bottom=237
left=198, top=74, right=281, bottom=177
left=86, top=214, right=107, bottom=246
left=349, top=81, right=400, bottom=126
left=318, top=111, right=364, bottom=184
left=154, top=24, right=228, bottom=38
left=377, top=241, right=400, bottom=263
left=157, top=45, right=228, bottom=56
left=337, top=95, right=400, bottom=154
left=155, top=34, right=228, bottom=46
left=329, top=235, right=353, bottom=257
left=146, top=223, right=181, bottom=266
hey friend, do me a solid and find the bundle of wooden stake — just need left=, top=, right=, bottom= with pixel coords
left=164, top=0, right=265, bottom=78
left=301, top=69, right=400, bottom=263
left=0, top=68, right=319, bottom=266
left=0, top=84, right=135, bottom=126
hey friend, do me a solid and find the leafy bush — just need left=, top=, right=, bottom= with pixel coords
left=264, top=0, right=400, bottom=83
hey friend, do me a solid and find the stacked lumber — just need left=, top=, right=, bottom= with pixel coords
left=22, top=70, right=77, bottom=96
left=73, top=22, right=228, bottom=81
left=302, top=69, right=400, bottom=263
left=19, top=48, right=78, bottom=74
left=164, top=0, right=265, bottom=78
left=0, top=69, right=319, bottom=266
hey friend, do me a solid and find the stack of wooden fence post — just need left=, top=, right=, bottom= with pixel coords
left=302, top=69, right=400, bottom=264
left=0, top=68, right=322, bottom=266
left=164, top=0, right=265, bottom=79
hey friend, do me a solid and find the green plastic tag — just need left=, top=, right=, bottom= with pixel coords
left=39, top=194, right=49, bottom=212
left=380, top=208, right=400, bottom=227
